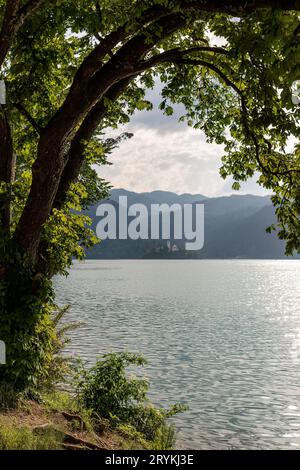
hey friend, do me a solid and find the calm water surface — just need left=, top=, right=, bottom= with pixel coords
left=54, top=260, right=300, bottom=449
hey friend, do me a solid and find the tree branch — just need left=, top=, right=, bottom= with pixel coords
left=52, top=77, right=133, bottom=212
left=17, top=0, right=46, bottom=18
left=171, top=58, right=242, bottom=94
left=0, top=0, right=21, bottom=66
left=138, top=46, right=229, bottom=71
left=13, top=102, right=42, bottom=134
left=170, top=58, right=300, bottom=177
left=0, top=0, right=45, bottom=67
left=53, top=46, right=227, bottom=211
left=94, top=0, right=103, bottom=36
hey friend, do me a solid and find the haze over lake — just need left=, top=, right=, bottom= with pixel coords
left=55, top=259, right=300, bottom=449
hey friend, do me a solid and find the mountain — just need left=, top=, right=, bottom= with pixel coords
left=85, top=189, right=299, bottom=259
left=108, top=188, right=207, bottom=207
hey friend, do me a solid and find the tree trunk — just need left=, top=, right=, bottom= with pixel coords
left=0, top=107, right=15, bottom=232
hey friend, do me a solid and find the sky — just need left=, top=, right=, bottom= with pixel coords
left=96, top=31, right=298, bottom=198
left=98, top=82, right=269, bottom=198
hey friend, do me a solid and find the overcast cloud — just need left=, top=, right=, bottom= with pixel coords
left=98, top=83, right=269, bottom=197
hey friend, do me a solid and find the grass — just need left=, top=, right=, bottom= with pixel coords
left=0, top=418, right=63, bottom=450
left=0, top=391, right=178, bottom=450
left=0, top=393, right=139, bottom=450
left=0, top=351, right=184, bottom=450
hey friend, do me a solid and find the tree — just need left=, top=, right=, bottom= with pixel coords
left=0, top=0, right=299, bottom=392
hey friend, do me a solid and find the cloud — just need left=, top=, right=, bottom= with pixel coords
left=97, top=83, right=269, bottom=197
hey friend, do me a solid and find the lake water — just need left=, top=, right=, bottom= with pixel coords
left=54, top=260, right=300, bottom=449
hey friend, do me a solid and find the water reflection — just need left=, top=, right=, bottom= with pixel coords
left=54, top=260, right=300, bottom=449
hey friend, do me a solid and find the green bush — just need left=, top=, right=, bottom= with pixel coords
left=0, top=383, right=20, bottom=410
left=75, top=352, right=187, bottom=447
left=0, top=295, right=80, bottom=400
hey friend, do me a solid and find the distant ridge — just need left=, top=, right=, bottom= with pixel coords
left=85, top=189, right=299, bottom=260
left=108, top=189, right=207, bottom=207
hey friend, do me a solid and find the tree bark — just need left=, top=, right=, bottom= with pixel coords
left=0, top=106, right=15, bottom=231
left=0, top=0, right=45, bottom=68
left=53, top=78, right=133, bottom=211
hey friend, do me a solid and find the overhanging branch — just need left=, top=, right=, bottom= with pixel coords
left=0, top=0, right=45, bottom=67
left=139, top=52, right=279, bottom=176
left=156, top=56, right=300, bottom=178
left=52, top=76, right=133, bottom=211
left=13, top=102, right=42, bottom=134
left=139, top=46, right=229, bottom=70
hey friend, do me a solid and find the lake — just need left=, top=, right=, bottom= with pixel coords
left=54, top=259, right=300, bottom=449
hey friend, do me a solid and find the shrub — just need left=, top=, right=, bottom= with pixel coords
left=75, top=352, right=187, bottom=447
left=0, top=383, right=20, bottom=410
left=39, top=304, right=82, bottom=392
